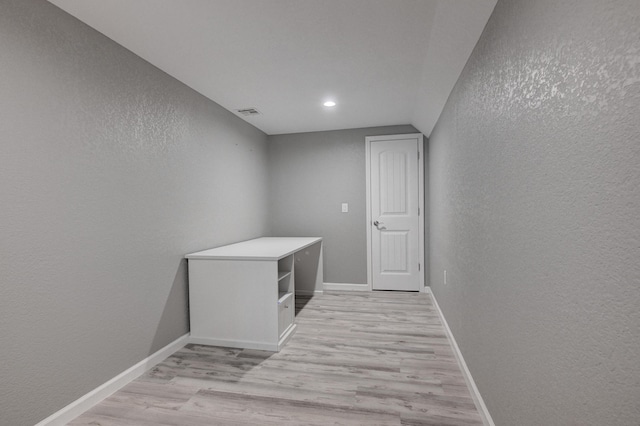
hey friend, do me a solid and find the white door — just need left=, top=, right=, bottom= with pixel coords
left=366, top=134, right=423, bottom=291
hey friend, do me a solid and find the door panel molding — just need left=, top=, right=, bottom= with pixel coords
left=380, top=230, right=409, bottom=273
left=366, top=133, right=425, bottom=292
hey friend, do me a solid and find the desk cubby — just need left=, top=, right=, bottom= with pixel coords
left=277, top=254, right=294, bottom=338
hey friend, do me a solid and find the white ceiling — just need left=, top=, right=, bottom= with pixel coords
left=49, top=0, right=496, bottom=136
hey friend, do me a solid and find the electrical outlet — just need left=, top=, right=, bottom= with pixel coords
left=341, top=203, right=348, bottom=213
left=444, top=270, right=447, bottom=285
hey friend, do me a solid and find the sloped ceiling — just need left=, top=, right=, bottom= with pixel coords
left=49, top=0, right=496, bottom=136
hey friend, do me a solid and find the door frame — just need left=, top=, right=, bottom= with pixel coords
left=365, top=133, right=425, bottom=292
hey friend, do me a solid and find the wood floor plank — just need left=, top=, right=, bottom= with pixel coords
left=255, top=357, right=444, bottom=386
left=68, top=291, right=483, bottom=425
left=170, top=375, right=358, bottom=409
left=180, top=389, right=401, bottom=426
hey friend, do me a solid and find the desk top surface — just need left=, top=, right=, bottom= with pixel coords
left=185, top=237, right=322, bottom=261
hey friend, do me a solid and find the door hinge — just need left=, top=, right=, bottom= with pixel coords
left=418, top=263, right=421, bottom=271
left=418, top=207, right=420, bottom=216
left=417, top=151, right=420, bottom=160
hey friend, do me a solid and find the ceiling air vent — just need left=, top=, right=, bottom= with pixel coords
left=236, top=107, right=261, bottom=117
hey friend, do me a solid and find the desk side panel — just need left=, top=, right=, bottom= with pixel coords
left=188, top=259, right=278, bottom=348
left=294, top=241, right=324, bottom=295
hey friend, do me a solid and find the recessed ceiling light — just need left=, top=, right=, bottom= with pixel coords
left=323, top=101, right=336, bottom=107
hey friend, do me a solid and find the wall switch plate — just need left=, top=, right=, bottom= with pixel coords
left=341, top=203, right=348, bottom=213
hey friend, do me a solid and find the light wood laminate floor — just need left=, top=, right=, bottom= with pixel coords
left=68, top=291, right=483, bottom=425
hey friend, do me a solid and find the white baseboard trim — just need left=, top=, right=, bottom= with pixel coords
left=426, top=288, right=495, bottom=426
left=35, top=333, right=190, bottom=426
left=277, top=323, right=297, bottom=348
left=323, top=282, right=370, bottom=292
left=296, top=290, right=324, bottom=296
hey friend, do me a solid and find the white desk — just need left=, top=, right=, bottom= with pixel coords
left=186, top=237, right=323, bottom=351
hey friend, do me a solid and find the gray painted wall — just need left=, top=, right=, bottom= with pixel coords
left=428, top=0, right=640, bottom=425
left=0, top=1, right=269, bottom=425
left=268, top=126, right=418, bottom=284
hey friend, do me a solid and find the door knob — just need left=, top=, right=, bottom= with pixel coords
left=373, top=220, right=384, bottom=227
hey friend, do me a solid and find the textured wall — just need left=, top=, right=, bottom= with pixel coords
left=268, top=126, right=418, bottom=284
left=429, top=0, right=640, bottom=425
left=0, top=1, right=269, bottom=425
